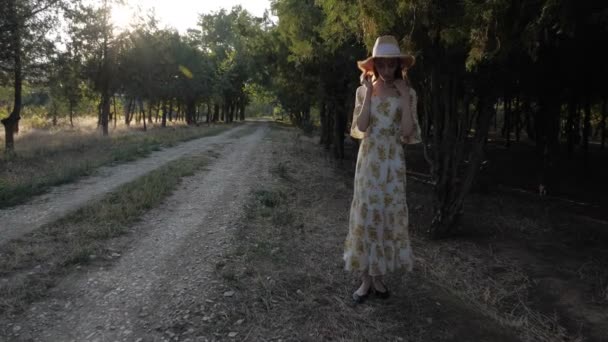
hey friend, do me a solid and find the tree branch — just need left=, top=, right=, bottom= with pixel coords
left=28, top=0, right=63, bottom=20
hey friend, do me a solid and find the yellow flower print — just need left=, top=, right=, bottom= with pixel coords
left=396, top=208, right=406, bottom=219
left=384, top=193, right=394, bottom=206
left=387, top=170, right=394, bottom=183
left=396, top=168, right=406, bottom=181
left=354, top=224, right=365, bottom=238
left=377, top=100, right=390, bottom=115
left=356, top=240, right=365, bottom=253
left=369, top=194, right=380, bottom=205
left=361, top=144, right=369, bottom=158
left=375, top=244, right=384, bottom=257
left=388, top=212, right=395, bottom=225
left=373, top=209, right=382, bottom=226
left=371, top=162, right=380, bottom=179
left=360, top=204, right=368, bottom=220
left=377, top=144, right=387, bottom=160
left=386, top=249, right=394, bottom=261
left=388, top=145, right=396, bottom=160
left=351, top=258, right=360, bottom=269
left=368, top=227, right=378, bottom=240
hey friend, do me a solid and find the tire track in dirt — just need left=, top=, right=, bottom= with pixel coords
left=0, top=123, right=253, bottom=245
left=1, top=123, right=272, bottom=341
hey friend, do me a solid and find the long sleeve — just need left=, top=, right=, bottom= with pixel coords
left=350, top=86, right=367, bottom=140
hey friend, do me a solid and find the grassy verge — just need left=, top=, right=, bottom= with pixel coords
left=0, top=123, right=237, bottom=208
left=0, top=153, right=213, bottom=316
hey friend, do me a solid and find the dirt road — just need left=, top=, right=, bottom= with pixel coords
left=0, top=123, right=252, bottom=245
left=1, top=123, right=272, bottom=341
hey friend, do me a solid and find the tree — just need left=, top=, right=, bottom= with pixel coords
left=318, top=0, right=608, bottom=237
left=0, top=0, right=63, bottom=152
left=270, top=0, right=364, bottom=158
left=197, top=6, right=264, bottom=123
left=66, top=0, right=122, bottom=136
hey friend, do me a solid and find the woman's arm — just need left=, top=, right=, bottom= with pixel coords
left=356, top=85, right=373, bottom=132
left=395, top=80, right=414, bottom=138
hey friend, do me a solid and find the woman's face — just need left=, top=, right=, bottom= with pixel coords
left=375, top=58, right=399, bottom=83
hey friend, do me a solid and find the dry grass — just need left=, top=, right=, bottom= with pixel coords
left=208, top=123, right=594, bottom=341
left=577, top=258, right=608, bottom=304
left=414, top=239, right=581, bottom=342
left=206, top=125, right=519, bottom=342
left=0, top=153, right=213, bottom=316
left=0, top=119, right=238, bottom=208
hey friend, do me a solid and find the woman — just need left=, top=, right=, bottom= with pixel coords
left=344, top=35, right=421, bottom=304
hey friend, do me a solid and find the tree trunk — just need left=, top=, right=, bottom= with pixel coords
left=168, top=99, right=174, bottom=122
left=535, top=89, right=561, bottom=195
left=514, top=95, right=521, bottom=142
left=186, top=100, right=196, bottom=125
left=113, top=96, right=118, bottom=128
left=161, top=100, right=168, bottom=128
left=175, top=103, right=181, bottom=122
left=320, top=100, right=329, bottom=147
left=138, top=101, right=146, bottom=131
left=52, top=107, right=57, bottom=126
left=582, top=96, right=591, bottom=160
left=100, top=91, right=110, bottom=136
left=69, top=100, right=74, bottom=127
left=503, top=94, right=512, bottom=147
left=230, top=102, right=236, bottom=123
left=574, top=106, right=582, bottom=146
left=566, top=94, right=576, bottom=157
left=427, top=69, right=494, bottom=239
left=601, top=98, right=607, bottom=149
left=100, top=0, right=110, bottom=137
left=239, top=99, right=246, bottom=121
left=213, top=103, right=219, bottom=122
left=524, top=99, right=535, bottom=141
left=333, top=99, right=346, bottom=159
left=147, top=101, right=153, bottom=125
left=2, top=0, right=22, bottom=154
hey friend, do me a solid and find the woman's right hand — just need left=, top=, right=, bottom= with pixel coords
left=360, top=73, right=373, bottom=91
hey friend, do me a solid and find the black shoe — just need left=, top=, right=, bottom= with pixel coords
left=373, top=282, right=390, bottom=299
left=352, top=286, right=372, bottom=304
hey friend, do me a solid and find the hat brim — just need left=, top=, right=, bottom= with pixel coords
left=357, top=55, right=416, bottom=74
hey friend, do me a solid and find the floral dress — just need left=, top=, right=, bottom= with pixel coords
left=344, top=85, right=421, bottom=276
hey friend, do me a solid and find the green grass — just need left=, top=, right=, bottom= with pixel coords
left=0, top=123, right=237, bottom=208
left=0, top=153, right=211, bottom=315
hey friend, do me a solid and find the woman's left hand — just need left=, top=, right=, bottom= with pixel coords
left=394, top=79, right=408, bottom=97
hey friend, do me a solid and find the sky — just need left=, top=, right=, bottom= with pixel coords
left=111, top=0, right=273, bottom=33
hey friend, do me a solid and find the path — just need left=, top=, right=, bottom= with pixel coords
left=1, top=123, right=272, bottom=341
left=0, top=123, right=252, bottom=245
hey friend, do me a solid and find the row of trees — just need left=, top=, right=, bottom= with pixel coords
left=3, top=0, right=607, bottom=237
left=0, top=0, right=272, bottom=150
left=269, top=0, right=608, bottom=236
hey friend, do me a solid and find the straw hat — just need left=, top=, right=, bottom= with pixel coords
left=357, top=35, right=415, bottom=75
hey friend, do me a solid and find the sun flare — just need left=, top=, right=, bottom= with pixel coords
left=110, top=3, right=134, bottom=30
